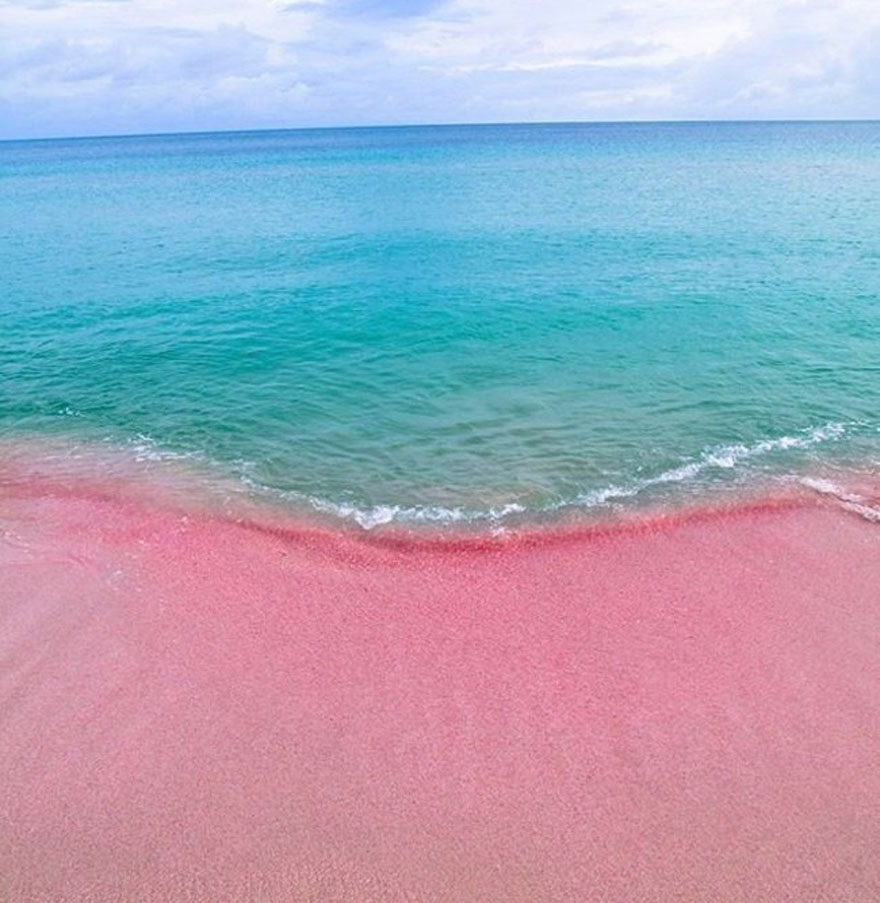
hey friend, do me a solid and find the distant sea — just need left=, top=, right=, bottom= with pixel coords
left=2, top=121, right=879, bottom=529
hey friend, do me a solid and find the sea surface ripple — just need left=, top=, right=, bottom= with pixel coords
left=2, top=122, right=880, bottom=527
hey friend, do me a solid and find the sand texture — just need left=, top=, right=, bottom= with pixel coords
left=2, top=480, right=880, bottom=901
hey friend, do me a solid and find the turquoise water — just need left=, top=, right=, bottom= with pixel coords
left=2, top=122, right=879, bottom=527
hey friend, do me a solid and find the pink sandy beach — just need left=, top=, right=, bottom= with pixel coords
left=2, top=471, right=880, bottom=901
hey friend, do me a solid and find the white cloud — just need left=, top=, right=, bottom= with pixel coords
left=0, top=0, right=878, bottom=137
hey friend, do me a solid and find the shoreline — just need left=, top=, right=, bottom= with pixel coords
left=0, top=422, right=873, bottom=535
left=1, top=446, right=875, bottom=550
left=2, top=471, right=880, bottom=900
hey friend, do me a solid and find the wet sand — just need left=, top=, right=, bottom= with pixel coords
left=2, top=477, right=880, bottom=901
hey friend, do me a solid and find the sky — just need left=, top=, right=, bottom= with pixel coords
left=1, top=0, right=879, bottom=138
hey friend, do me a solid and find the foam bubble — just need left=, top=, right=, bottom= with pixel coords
left=307, top=497, right=528, bottom=530
left=799, top=476, right=880, bottom=523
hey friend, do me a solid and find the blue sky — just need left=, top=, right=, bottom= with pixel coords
left=1, top=0, right=879, bottom=138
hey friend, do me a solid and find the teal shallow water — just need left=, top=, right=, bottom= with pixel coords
left=2, top=122, right=879, bottom=527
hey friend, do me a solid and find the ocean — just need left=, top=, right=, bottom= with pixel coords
left=3, top=121, right=879, bottom=529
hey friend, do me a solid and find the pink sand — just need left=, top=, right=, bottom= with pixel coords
left=2, top=478, right=880, bottom=901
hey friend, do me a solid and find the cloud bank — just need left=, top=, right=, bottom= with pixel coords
left=1, top=0, right=878, bottom=138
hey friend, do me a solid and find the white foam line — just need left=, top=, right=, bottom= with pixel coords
left=299, top=422, right=855, bottom=529
left=648, top=422, right=848, bottom=487
left=307, top=497, right=527, bottom=531
left=799, top=476, right=880, bottom=524
left=35, top=420, right=858, bottom=530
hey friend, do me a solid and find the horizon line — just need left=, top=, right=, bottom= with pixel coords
left=2, top=116, right=879, bottom=145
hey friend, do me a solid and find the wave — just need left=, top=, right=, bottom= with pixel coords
left=798, top=477, right=880, bottom=523
left=279, top=421, right=858, bottom=530
left=2, top=421, right=867, bottom=531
